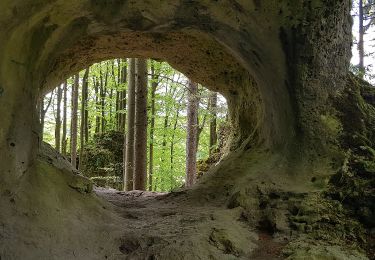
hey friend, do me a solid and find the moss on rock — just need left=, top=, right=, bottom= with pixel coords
left=80, top=131, right=124, bottom=189
left=38, top=142, right=93, bottom=193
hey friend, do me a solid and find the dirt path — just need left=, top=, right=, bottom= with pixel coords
left=94, top=187, right=286, bottom=259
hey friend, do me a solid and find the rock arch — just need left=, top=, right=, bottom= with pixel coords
left=0, top=1, right=307, bottom=186
left=2, top=1, right=371, bottom=259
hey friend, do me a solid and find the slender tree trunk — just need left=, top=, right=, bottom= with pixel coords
left=160, top=75, right=176, bottom=151
left=121, top=62, right=127, bottom=189
left=39, top=97, right=45, bottom=141
left=153, top=176, right=158, bottom=192
left=359, top=0, right=365, bottom=78
left=148, top=62, right=158, bottom=191
left=109, top=90, right=113, bottom=128
left=55, top=84, right=62, bottom=152
left=116, top=90, right=120, bottom=131
left=109, top=61, right=115, bottom=128
left=62, top=81, right=67, bottom=155
left=134, top=58, right=148, bottom=191
left=39, top=92, right=53, bottom=142
left=162, top=114, right=169, bottom=148
left=159, top=84, right=172, bottom=191
left=99, top=65, right=104, bottom=133
left=196, top=89, right=207, bottom=151
left=209, top=91, right=218, bottom=155
left=185, top=80, right=198, bottom=187
left=100, top=63, right=108, bottom=133
left=124, top=58, right=136, bottom=191
left=71, top=73, right=79, bottom=168
left=161, top=85, right=170, bottom=187
left=94, top=77, right=101, bottom=134
left=84, top=82, right=89, bottom=143
left=120, top=63, right=127, bottom=132
left=116, top=59, right=122, bottom=131
left=170, top=94, right=184, bottom=190
left=79, top=68, right=89, bottom=170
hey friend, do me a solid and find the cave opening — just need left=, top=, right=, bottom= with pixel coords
left=0, top=0, right=371, bottom=258
left=40, top=59, right=229, bottom=192
left=2, top=1, right=358, bottom=258
left=0, top=20, right=293, bottom=258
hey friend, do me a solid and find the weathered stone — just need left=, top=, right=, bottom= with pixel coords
left=0, top=0, right=373, bottom=259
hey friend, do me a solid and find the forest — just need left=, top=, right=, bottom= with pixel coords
left=40, top=59, right=228, bottom=191
left=0, top=0, right=374, bottom=259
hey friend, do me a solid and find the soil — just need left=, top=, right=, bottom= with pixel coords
left=95, top=187, right=287, bottom=259
left=250, top=232, right=286, bottom=260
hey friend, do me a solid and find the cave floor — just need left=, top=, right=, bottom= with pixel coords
left=94, top=187, right=286, bottom=259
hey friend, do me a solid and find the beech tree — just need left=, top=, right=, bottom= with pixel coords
left=148, top=61, right=158, bottom=191
left=79, top=68, right=89, bottom=170
left=209, top=91, right=218, bottom=155
left=133, top=58, right=148, bottom=190
left=94, top=76, right=101, bottom=134
left=100, top=63, right=108, bottom=133
left=170, top=91, right=185, bottom=189
left=359, top=0, right=365, bottom=77
left=70, top=73, right=79, bottom=168
left=185, top=80, right=198, bottom=188
left=55, top=85, right=62, bottom=152
left=116, top=60, right=127, bottom=132
left=353, top=0, right=375, bottom=78
left=61, top=81, right=68, bottom=155
left=124, top=58, right=136, bottom=191
left=39, top=91, right=54, bottom=142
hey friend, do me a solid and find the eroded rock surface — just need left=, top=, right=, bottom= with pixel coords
left=0, top=0, right=374, bottom=259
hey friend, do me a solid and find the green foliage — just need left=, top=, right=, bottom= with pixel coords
left=42, top=59, right=228, bottom=192
left=79, top=131, right=123, bottom=190
left=321, top=73, right=375, bottom=256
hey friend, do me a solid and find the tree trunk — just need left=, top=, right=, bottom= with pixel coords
left=109, top=61, right=115, bottom=128
left=120, top=62, right=127, bottom=132
left=170, top=94, right=184, bottom=190
left=79, top=68, right=89, bottom=170
left=62, top=81, right=68, bottom=155
left=39, top=97, right=45, bottom=142
left=161, top=86, right=169, bottom=189
left=159, top=84, right=174, bottom=191
left=99, top=65, right=104, bottom=133
left=100, top=63, right=108, bottom=133
left=196, top=89, right=207, bottom=151
left=39, top=92, right=54, bottom=142
left=84, top=85, right=89, bottom=143
left=148, top=62, right=158, bottom=191
left=54, top=85, right=62, bottom=152
left=209, top=91, right=218, bottom=155
left=185, top=80, right=198, bottom=188
left=359, top=0, right=365, bottom=78
left=94, top=77, right=100, bottom=134
left=116, top=91, right=120, bottom=131
left=124, top=58, right=136, bottom=191
left=116, top=60, right=120, bottom=131
left=133, top=58, right=148, bottom=191
left=71, top=73, right=79, bottom=169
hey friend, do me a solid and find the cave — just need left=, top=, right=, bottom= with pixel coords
left=0, top=1, right=374, bottom=259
